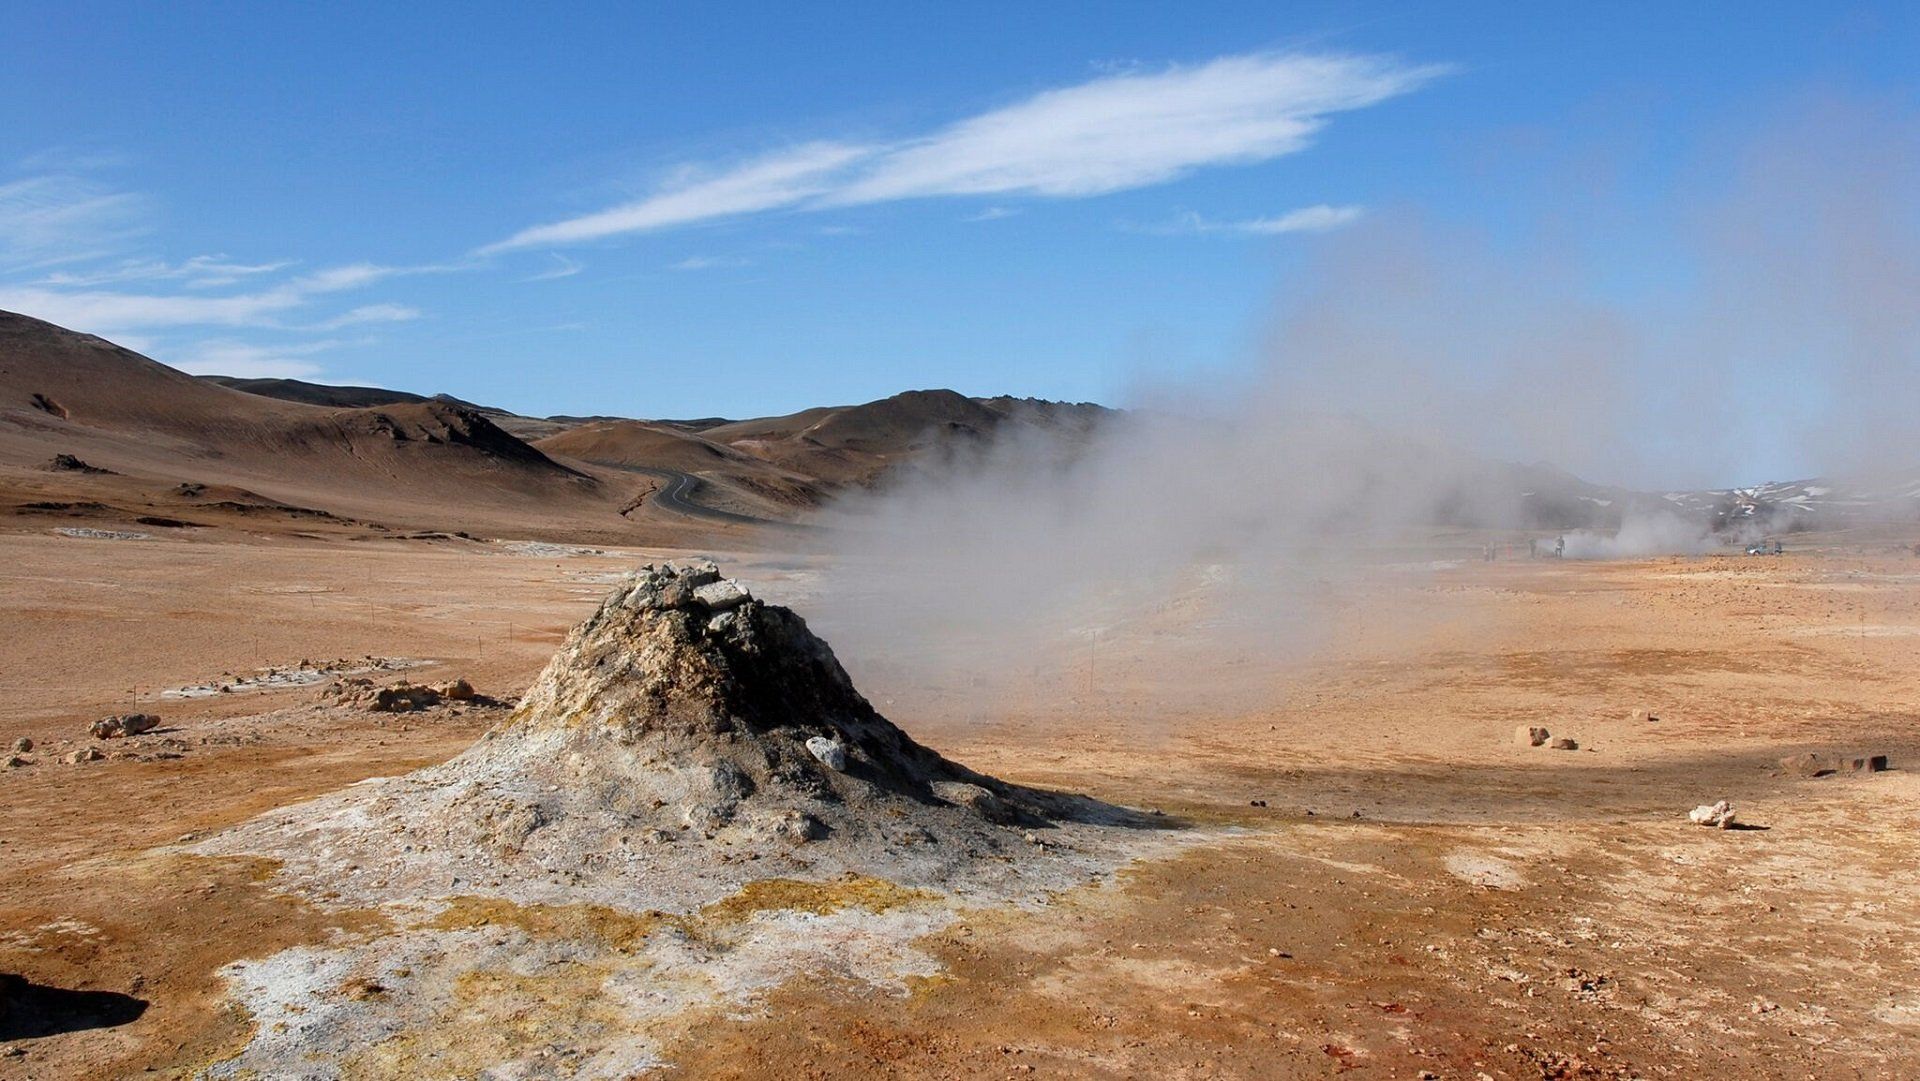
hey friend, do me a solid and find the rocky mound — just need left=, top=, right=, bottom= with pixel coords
left=199, top=562, right=1149, bottom=912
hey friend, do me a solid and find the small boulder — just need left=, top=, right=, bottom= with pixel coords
left=804, top=735, right=848, bottom=772
left=1550, top=737, right=1579, bottom=751
left=693, top=579, right=751, bottom=611
left=1834, top=754, right=1889, bottom=774
left=10, top=737, right=30, bottom=754
left=65, top=747, right=105, bottom=764
left=3, top=755, right=27, bottom=769
left=431, top=679, right=476, bottom=701
left=1516, top=725, right=1551, bottom=747
left=1688, top=800, right=1737, bottom=829
left=933, top=780, right=1016, bottom=824
left=1779, top=752, right=1831, bottom=777
left=89, top=714, right=160, bottom=739
left=326, top=678, right=442, bottom=712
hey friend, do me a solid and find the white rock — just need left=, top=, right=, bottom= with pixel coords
left=1688, top=800, right=1737, bottom=829
left=693, top=579, right=750, bottom=610
left=805, top=736, right=847, bottom=771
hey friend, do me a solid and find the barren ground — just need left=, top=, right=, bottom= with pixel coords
left=3, top=525, right=1919, bottom=1079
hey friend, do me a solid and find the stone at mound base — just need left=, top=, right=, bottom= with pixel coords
left=198, top=561, right=1152, bottom=913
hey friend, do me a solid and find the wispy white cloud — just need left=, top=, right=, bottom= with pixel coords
left=288, top=262, right=408, bottom=294
left=0, top=155, right=454, bottom=389
left=0, top=284, right=306, bottom=330
left=964, top=206, right=1020, bottom=222
left=1151, top=203, right=1366, bottom=236
left=483, top=51, right=1443, bottom=252
left=0, top=260, right=440, bottom=334
left=521, top=253, right=583, bottom=281
left=669, top=255, right=753, bottom=271
left=171, top=338, right=340, bottom=379
left=308, top=303, right=421, bottom=329
left=38, top=254, right=294, bottom=289
left=831, top=54, right=1438, bottom=204
left=485, top=142, right=870, bottom=254
left=0, top=175, right=152, bottom=268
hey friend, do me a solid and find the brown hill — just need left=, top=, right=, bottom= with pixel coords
left=200, top=375, right=505, bottom=417
left=534, top=420, right=825, bottom=515
left=198, top=375, right=432, bottom=410
left=536, top=419, right=754, bottom=474
left=1, top=313, right=1118, bottom=539
left=705, top=388, right=1075, bottom=486
left=0, top=310, right=628, bottom=538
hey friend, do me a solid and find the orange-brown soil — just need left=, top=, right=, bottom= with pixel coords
left=3, top=529, right=1919, bottom=1079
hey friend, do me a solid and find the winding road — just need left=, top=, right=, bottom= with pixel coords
left=617, top=466, right=807, bottom=530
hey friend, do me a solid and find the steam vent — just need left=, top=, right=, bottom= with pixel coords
left=200, top=562, right=1148, bottom=912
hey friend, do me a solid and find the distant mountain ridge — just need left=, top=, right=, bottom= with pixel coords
left=7, top=311, right=1915, bottom=540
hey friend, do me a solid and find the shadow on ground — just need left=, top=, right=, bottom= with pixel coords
left=0, top=973, right=148, bottom=1040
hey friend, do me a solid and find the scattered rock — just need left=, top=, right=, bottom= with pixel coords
left=1550, top=737, right=1579, bottom=751
left=805, top=735, right=848, bottom=771
left=1780, top=751, right=1888, bottom=776
left=692, top=578, right=751, bottom=611
left=4, top=755, right=27, bottom=769
left=89, top=714, right=160, bottom=739
left=65, top=747, right=105, bottom=764
left=1688, top=800, right=1737, bottom=829
left=430, top=678, right=476, bottom=701
left=324, top=679, right=443, bottom=712
left=1516, top=725, right=1551, bottom=747
left=934, top=780, right=1016, bottom=824
left=10, top=737, right=30, bottom=753
left=1779, top=752, right=1831, bottom=777
left=1834, top=754, right=1889, bottom=774
left=48, top=452, right=110, bottom=474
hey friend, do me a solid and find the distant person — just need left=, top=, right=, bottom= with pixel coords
left=1529, top=538, right=1538, bottom=559
left=1555, top=536, right=1565, bottom=558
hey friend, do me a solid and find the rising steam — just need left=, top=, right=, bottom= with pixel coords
left=803, top=95, right=1920, bottom=718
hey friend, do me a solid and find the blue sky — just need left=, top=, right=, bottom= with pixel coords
left=1, top=2, right=1914, bottom=432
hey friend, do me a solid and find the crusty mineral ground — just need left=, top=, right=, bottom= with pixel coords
left=182, top=563, right=1165, bottom=1077
left=3, top=529, right=1920, bottom=1078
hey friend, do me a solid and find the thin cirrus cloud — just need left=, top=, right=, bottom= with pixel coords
left=37, top=254, right=294, bottom=289
left=1153, top=204, right=1366, bottom=236
left=482, top=50, right=1445, bottom=253
left=171, top=338, right=341, bottom=380
left=0, top=174, right=153, bottom=268
left=521, top=253, right=584, bottom=281
left=0, top=262, right=439, bottom=334
left=670, top=255, right=753, bottom=271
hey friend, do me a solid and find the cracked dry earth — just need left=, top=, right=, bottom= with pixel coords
left=2, top=532, right=1920, bottom=1078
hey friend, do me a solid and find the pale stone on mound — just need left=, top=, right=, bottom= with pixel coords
left=693, top=578, right=751, bottom=610
left=1515, top=725, right=1550, bottom=747
left=805, top=735, right=848, bottom=771
left=1688, top=800, right=1737, bottom=828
